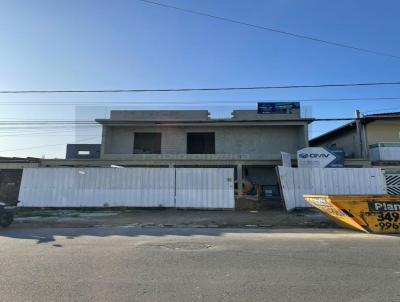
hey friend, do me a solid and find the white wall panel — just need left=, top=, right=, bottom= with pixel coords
left=278, top=166, right=386, bottom=210
left=369, top=146, right=400, bottom=161
left=19, top=168, right=175, bottom=207
left=175, top=168, right=234, bottom=209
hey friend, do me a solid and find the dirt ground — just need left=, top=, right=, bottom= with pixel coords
left=12, top=208, right=337, bottom=229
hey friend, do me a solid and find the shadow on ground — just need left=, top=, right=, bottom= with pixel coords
left=0, top=224, right=365, bottom=246
left=0, top=208, right=352, bottom=245
left=13, top=208, right=334, bottom=230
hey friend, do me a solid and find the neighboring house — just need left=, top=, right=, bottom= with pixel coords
left=310, top=112, right=400, bottom=159
left=66, top=144, right=101, bottom=159
left=95, top=109, right=313, bottom=196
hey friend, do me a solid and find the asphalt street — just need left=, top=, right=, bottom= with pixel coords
left=0, top=226, right=399, bottom=302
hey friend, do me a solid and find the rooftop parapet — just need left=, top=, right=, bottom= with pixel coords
left=231, top=110, right=300, bottom=120
left=109, top=110, right=210, bottom=121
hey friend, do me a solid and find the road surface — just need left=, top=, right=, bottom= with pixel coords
left=0, top=226, right=399, bottom=302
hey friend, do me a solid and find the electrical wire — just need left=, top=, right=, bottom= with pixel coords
left=2, top=96, right=400, bottom=106
left=2, top=115, right=399, bottom=152
left=136, top=0, right=400, bottom=60
left=0, top=137, right=98, bottom=153
left=0, top=128, right=99, bottom=137
left=1, top=114, right=400, bottom=126
left=2, top=81, right=400, bottom=94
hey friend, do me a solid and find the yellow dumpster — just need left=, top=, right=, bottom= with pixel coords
left=303, top=195, right=400, bottom=234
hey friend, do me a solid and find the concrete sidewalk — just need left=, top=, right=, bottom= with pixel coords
left=13, top=208, right=336, bottom=229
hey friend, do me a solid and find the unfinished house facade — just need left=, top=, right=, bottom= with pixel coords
left=96, top=109, right=311, bottom=204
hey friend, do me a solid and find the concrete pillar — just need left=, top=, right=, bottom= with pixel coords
left=100, top=126, right=108, bottom=157
left=355, top=110, right=363, bottom=158
left=303, top=124, right=309, bottom=147
left=362, top=123, right=369, bottom=159
left=237, top=164, right=243, bottom=196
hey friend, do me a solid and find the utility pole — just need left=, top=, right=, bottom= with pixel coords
left=355, top=110, right=363, bottom=158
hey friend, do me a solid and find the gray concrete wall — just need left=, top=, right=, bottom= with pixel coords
left=110, top=110, right=209, bottom=121
left=109, top=110, right=300, bottom=121
left=232, top=109, right=300, bottom=120
left=310, top=128, right=358, bottom=158
left=214, top=126, right=305, bottom=155
left=101, top=125, right=307, bottom=157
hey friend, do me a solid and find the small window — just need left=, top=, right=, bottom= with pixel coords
left=78, top=151, right=90, bottom=155
left=187, top=132, right=215, bottom=154
left=134, top=133, right=161, bottom=154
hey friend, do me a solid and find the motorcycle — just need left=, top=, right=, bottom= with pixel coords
left=0, top=201, right=18, bottom=228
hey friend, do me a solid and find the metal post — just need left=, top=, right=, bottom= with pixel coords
left=355, top=110, right=363, bottom=158
left=362, top=123, right=369, bottom=159
left=237, top=164, right=243, bottom=196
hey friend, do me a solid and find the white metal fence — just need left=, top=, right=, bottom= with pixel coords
left=176, top=168, right=234, bottom=209
left=19, top=167, right=234, bottom=209
left=277, top=166, right=386, bottom=210
left=19, top=168, right=176, bottom=207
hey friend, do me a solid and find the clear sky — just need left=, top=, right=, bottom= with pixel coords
left=1, top=0, right=400, bottom=158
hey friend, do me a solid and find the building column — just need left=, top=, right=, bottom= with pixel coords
left=355, top=110, right=364, bottom=158
left=237, top=164, right=243, bottom=196
left=100, top=126, right=108, bottom=157
left=362, top=123, right=369, bottom=159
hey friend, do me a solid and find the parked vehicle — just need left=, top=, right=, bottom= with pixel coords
left=0, top=201, right=18, bottom=228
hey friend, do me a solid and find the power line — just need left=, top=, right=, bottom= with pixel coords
left=0, top=133, right=99, bottom=137
left=136, top=0, right=400, bottom=60
left=0, top=137, right=98, bottom=153
left=2, top=96, right=400, bottom=106
left=2, top=110, right=400, bottom=126
left=2, top=81, right=400, bottom=94
left=0, top=126, right=100, bottom=132
left=0, top=128, right=99, bottom=137
left=0, top=124, right=99, bottom=128
left=2, top=115, right=400, bottom=125
left=3, top=116, right=399, bottom=152
left=0, top=120, right=100, bottom=124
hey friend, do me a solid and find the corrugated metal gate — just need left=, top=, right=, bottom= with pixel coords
left=278, top=166, right=386, bottom=210
left=19, top=168, right=175, bottom=207
left=19, top=167, right=234, bottom=209
left=175, top=168, right=234, bottom=209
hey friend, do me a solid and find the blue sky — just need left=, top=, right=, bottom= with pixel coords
left=1, top=0, right=400, bottom=158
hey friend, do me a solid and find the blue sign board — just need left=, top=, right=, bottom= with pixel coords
left=326, top=147, right=345, bottom=168
left=257, top=102, right=300, bottom=114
